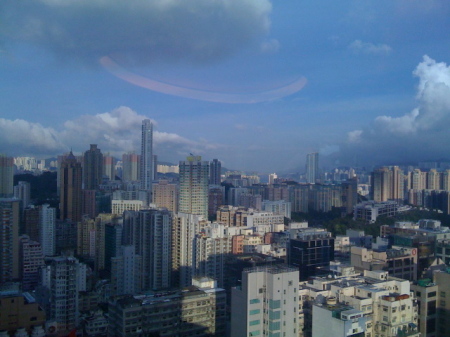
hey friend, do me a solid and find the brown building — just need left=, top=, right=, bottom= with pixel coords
left=82, top=189, right=97, bottom=219
left=232, top=235, right=244, bottom=254
left=59, top=151, right=82, bottom=222
left=83, top=144, right=103, bottom=190
left=153, top=180, right=178, bottom=212
left=0, top=292, right=46, bottom=335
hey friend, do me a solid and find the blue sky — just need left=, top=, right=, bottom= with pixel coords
left=1, top=0, right=450, bottom=172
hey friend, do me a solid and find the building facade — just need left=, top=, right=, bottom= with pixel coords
left=178, top=156, right=209, bottom=218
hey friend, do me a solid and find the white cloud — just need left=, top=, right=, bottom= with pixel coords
left=347, top=130, right=363, bottom=143
left=374, top=109, right=419, bottom=134
left=0, top=118, right=66, bottom=156
left=0, top=106, right=220, bottom=160
left=349, top=40, right=392, bottom=55
left=1, top=0, right=272, bottom=65
left=340, top=55, right=450, bottom=165
left=260, top=38, right=280, bottom=54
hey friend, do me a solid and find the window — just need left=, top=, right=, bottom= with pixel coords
left=428, top=291, right=437, bottom=298
left=250, top=309, right=260, bottom=315
left=269, top=300, right=281, bottom=309
left=441, top=291, right=446, bottom=298
left=269, top=310, right=280, bottom=320
left=249, top=320, right=260, bottom=326
left=250, top=299, right=260, bottom=304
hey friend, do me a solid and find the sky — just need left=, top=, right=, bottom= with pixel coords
left=1, top=0, right=450, bottom=173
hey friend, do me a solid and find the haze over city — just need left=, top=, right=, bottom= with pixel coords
left=1, top=1, right=450, bottom=172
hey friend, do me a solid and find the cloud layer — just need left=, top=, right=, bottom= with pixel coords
left=349, top=40, right=392, bottom=55
left=340, top=55, right=450, bottom=165
left=0, top=107, right=221, bottom=160
left=0, top=0, right=272, bottom=65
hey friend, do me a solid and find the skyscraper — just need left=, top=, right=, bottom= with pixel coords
left=140, top=119, right=153, bottom=197
left=103, top=154, right=116, bottom=181
left=153, top=180, right=178, bottom=212
left=59, top=151, right=82, bottom=222
left=40, top=204, right=56, bottom=257
left=209, top=158, right=222, bottom=185
left=172, top=213, right=208, bottom=288
left=179, top=155, right=209, bottom=218
left=0, top=154, right=14, bottom=198
left=305, top=152, right=319, bottom=184
left=38, top=256, right=86, bottom=336
left=0, top=198, right=20, bottom=283
left=83, top=144, right=103, bottom=190
left=371, top=166, right=404, bottom=203
left=122, top=152, right=140, bottom=181
left=13, top=181, right=31, bottom=212
left=123, top=208, right=172, bottom=291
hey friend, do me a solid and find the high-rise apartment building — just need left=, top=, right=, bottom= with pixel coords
left=209, top=158, right=222, bottom=185
left=59, top=151, right=82, bottom=222
left=13, top=181, right=31, bottom=212
left=38, top=256, right=86, bottom=336
left=409, top=168, right=427, bottom=190
left=172, top=213, right=208, bottom=288
left=103, top=154, right=116, bottom=181
left=19, top=235, right=45, bottom=291
left=427, top=169, right=440, bottom=190
left=0, top=198, right=20, bottom=283
left=152, top=180, right=178, bottom=212
left=306, top=152, right=319, bottom=184
left=195, top=223, right=232, bottom=287
left=122, top=152, right=140, bottom=181
left=372, top=166, right=404, bottom=203
left=208, top=186, right=224, bottom=216
left=110, top=245, right=142, bottom=297
left=140, top=119, right=153, bottom=196
left=124, top=208, right=172, bottom=291
left=179, top=156, right=209, bottom=218
left=83, top=144, right=103, bottom=190
left=0, top=154, right=14, bottom=197
left=231, top=265, right=299, bottom=337
left=40, top=204, right=56, bottom=257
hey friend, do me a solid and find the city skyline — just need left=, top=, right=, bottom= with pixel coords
left=1, top=1, right=450, bottom=172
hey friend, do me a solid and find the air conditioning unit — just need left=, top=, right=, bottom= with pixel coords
left=45, top=321, right=58, bottom=336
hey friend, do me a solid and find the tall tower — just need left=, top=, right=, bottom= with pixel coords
left=140, top=119, right=153, bottom=197
left=122, top=152, right=140, bottom=181
left=123, top=208, right=172, bottom=291
left=40, top=204, right=56, bottom=257
left=209, top=158, right=222, bottom=185
left=0, top=154, right=14, bottom=198
left=59, top=151, right=82, bottom=222
left=103, top=154, right=116, bottom=181
left=306, top=152, right=319, bottom=184
left=372, top=166, right=404, bottom=203
left=179, top=156, right=209, bottom=218
left=83, top=144, right=103, bottom=190
left=39, top=256, right=86, bottom=336
left=0, top=198, right=20, bottom=283
left=13, top=181, right=31, bottom=212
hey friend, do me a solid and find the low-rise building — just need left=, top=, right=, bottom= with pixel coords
left=108, top=278, right=226, bottom=337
